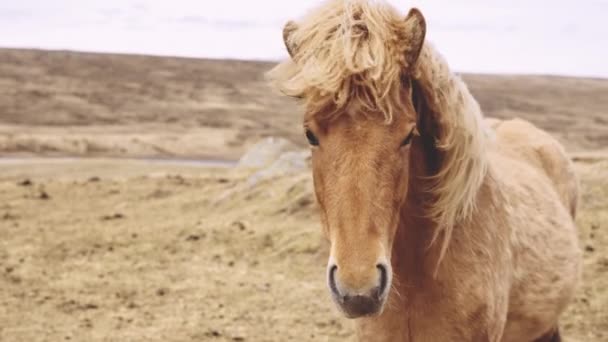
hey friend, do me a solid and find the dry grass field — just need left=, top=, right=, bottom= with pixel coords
left=0, top=49, right=607, bottom=341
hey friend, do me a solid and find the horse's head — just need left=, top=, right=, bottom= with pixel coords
left=269, top=1, right=427, bottom=318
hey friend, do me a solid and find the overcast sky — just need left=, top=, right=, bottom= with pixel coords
left=1, top=0, right=607, bottom=77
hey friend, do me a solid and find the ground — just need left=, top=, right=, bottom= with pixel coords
left=0, top=49, right=606, bottom=341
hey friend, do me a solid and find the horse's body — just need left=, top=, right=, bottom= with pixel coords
left=268, top=1, right=581, bottom=340
left=356, top=117, right=581, bottom=341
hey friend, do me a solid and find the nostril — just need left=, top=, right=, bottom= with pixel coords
left=328, top=264, right=340, bottom=297
left=376, top=263, right=388, bottom=297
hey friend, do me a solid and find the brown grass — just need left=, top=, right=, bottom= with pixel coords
left=0, top=49, right=606, bottom=341
left=0, top=158, right=605, bottom=341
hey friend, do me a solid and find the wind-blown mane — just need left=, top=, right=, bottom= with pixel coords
left=267, top=0, right=423, bottom=122
left=413, top=43, right=488, bottom=263
left=268, top=0, right=489, bottom=263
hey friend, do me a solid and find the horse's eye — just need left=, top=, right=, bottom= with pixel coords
left=400, top=127, right=415, bottom=147
left=305, top=129, right=319, bottom=146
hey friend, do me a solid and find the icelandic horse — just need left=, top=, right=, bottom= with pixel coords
left=267, top=1, right=581, bottom=341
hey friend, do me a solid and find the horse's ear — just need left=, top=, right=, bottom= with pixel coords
left=403, top=8, right=426, bottom=67
left=282, top=21, right=298, bottom=58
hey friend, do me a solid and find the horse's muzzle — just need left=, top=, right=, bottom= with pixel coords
left=328, top=263, right=389, bottom=318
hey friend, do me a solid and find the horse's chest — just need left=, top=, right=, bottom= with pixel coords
left=356, top=296, right=495, bottom=342
left=356, top=309, right=448, bottom=342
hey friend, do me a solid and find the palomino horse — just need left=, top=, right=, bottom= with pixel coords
left=268, top=0, right=581, bottom=341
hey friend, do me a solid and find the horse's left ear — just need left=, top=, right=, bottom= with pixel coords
left=403, top=8, right=426, bottom=67
left=282, top=21, right=298, bottom=58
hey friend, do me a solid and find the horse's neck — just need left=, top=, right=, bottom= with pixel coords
left=392, top=179, right=444, bottom=283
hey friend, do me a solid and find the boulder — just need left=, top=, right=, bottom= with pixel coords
left=247, top=150, right=310, bottom=187
left=237, top=137, right=298, bottom=169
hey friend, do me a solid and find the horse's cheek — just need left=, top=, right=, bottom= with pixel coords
left=396, top=148, right=411, bottom=202
left=311, top=153, right=331, bottom=239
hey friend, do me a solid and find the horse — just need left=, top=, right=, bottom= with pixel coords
left=267, top=1, right=582, bottom=341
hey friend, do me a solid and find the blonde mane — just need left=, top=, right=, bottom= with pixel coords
left=267, top=0, right=423, bottom=122
left=413, top=43, right=489, bottom=265
left=268, top=0, right=489, bottom=265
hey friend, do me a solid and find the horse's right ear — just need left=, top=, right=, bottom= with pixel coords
left=282, top=21, right=298, bottom=58
left=402, top=8, right=426, bottom=68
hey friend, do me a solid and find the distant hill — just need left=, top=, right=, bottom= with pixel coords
left=0, top=48, right=606, bottom=157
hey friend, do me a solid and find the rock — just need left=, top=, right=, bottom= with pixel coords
left=100, top=213, right=125, bottom=221
left=246, top=150, right=310, bottom=187
left=231, top=221, right=247, bottom=231
left=205, top=330, right=222, bottom=338
left=39, top=190, right=51, bottom=200
left=185, top=234, right=202, bottom=241
left=2, top=212, right=18, bottom=220
left=17, top=179, right=33, bottom=186
left=212, top=139, right=311, bottom=204
left=237, top=137, right=297, bottom=169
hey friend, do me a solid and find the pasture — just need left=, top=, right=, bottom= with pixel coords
left=0, top=49, right=607, bottom=341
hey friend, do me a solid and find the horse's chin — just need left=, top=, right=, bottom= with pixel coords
left=332, top=292, right=389, bottom=319
left=338, top=303, right=386, bottom=319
